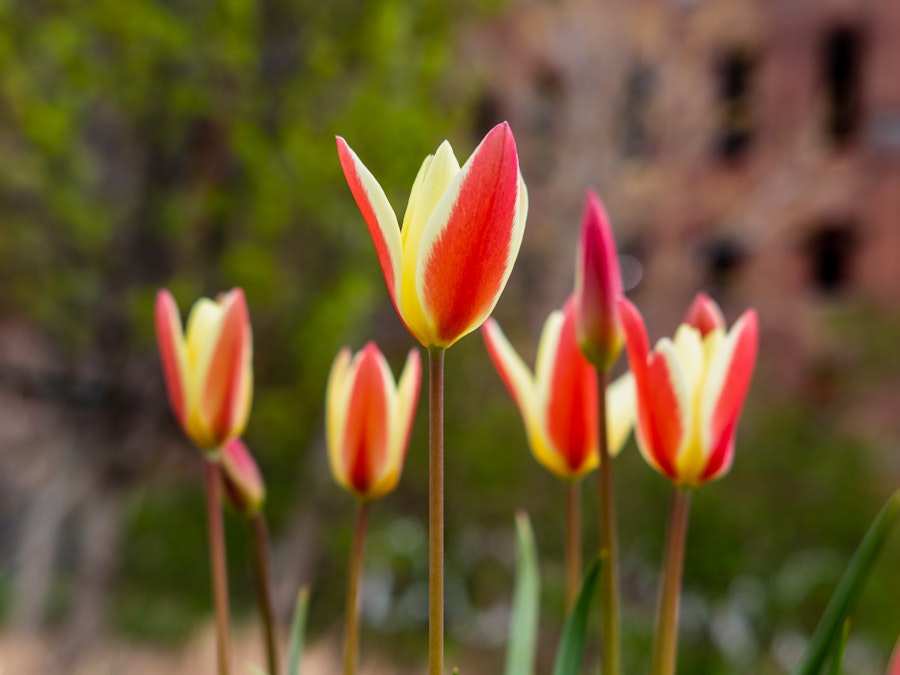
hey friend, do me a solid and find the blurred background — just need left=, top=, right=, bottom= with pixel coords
left=0, top=0, right=898, bottom=672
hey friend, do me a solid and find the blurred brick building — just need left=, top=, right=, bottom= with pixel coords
left=462, top=0, right=900, bottom=404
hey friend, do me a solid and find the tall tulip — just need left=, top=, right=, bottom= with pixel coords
left=326, top=343, right=420, bottom=675
left=336, top=122, right=527, bottom=675
left=155, top=288, right=253, bottom=454
left=619, top=293, right=758, bottom=675
left=573, top=189, right=627, bottom=674
left=154, top=287, right=253, bottom=675
left=483, top=296, right=634, bottom=606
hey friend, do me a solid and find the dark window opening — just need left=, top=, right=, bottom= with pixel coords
left=703, top=235, right=747, bottom=289
left=806, top=224, right=857, bottom=294
left=716, top=50, right=755, bottom=160
left=472, top=91, right=503, bottom=142
left=823, top=27, right=863, bottom=144
left=621, top=65, right=655, bottom=159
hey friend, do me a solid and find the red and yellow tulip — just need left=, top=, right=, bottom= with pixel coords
left=482, top=297, right=635, bottom=480
left=575, top=190, right=624, bottom=372
left=619, top=293, right=758, bottom=487
left=155, top=288, right=253, bottom=453
left=336, top=122, right=528, bottom=348
left=326, top=343, right=421, bottom=500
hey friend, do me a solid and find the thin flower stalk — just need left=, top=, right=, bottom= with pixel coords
left=428, top=347, right=445, bottom=675
left=564, top=481, right=581, bottom=610
left=343, top=502, right=371, bottom=675
left=251, top=514, right=280, bottom=675
left=206, top=461, right=232, bottom=675
left=651, top=489, right=692, bottom=675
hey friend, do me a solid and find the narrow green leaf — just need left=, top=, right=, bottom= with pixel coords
left=288, top=586, right=311, bottom=675
left=553, top=557, right=602, bottom=675
left=825, top=620, right=851, bottom=675
left=793, top=491, right=900, bottom=675
left=505, top=511, right=541, bottom=675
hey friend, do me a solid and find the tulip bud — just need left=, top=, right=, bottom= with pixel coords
left=220, top=437, right=266, bottom=517
left=575, top=190, right=624, bottom=372
left=683, top=292, right=726, bottom=338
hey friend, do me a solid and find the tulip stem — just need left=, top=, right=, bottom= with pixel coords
left=596, top=370, right=621, bottom=675
left=428, top=346, right=445, bottom=675
left=651, top=488, right=692, bottom=675
left=205, top=460, right=232, bottom=675
left=251, top=513, right=280, bottom=675
left=343, top=500, right=371, bottom=675
left=564, top=480, right=582, bottom=611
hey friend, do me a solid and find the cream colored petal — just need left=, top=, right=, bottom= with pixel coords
left=606, top=372, right=636, bottom=456
left=325, top=348, right=353, bottom=490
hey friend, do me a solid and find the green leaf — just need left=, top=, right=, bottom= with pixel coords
left=553, top=557, right=602, bottom=675
left=825, top=620, right=851, bottom=675
left=793, top=491, right=900, bottom=675
left=505, top=511, right=540, bottom=675
left=288, top=586, right=311, bottom=675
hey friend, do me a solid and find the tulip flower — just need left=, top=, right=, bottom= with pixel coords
left=483, top=296, right=634, bottom=609
left=155, top=288, right=253, bottom=454
left=326, top=343, right=420, bottom=675
left=618, top=294, right=758, bottom=487
left=619, top=293, right=758, bottom=675
left=482, top=297, right=635, bottom=481
left=575, top=190, right=624, bottom=372
left=326, top=343, right=421, bottom=501
left=336, top=122, right=528, bottom=349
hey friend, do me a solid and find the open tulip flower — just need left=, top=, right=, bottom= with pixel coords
left=326, top=343, right=421, bottom=501
left=336, top=122, right=528, bottom=349
left=483, top=296, right=635, bottom=480
left=619, top=293, right=758, bottom=487
left=155, top=288, right=253, bottom=455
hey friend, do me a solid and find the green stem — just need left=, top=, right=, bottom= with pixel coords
left=428, top=347, right=445, bottom=675
left=651, top=488, right=692, bottom=675
left=596, top=370, right=621, bottom=675
left=343, top=501, right=371, bottom=675
left=564, top=480, right=582, bottom=612
left=205, top=460, right=232, bottom=675
left=251, top=514, right=280, bottom=675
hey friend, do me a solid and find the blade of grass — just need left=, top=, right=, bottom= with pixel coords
left=793, top=491, right=900, bottom=675
left=553, top=557, right=602, bottom=675
left=825, top=620, right=851, bottom=675
left=505, top=512, right=540, bottom=675
left=288, top=587, right=311, bottom=675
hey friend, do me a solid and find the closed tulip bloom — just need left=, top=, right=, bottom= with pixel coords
left=327, top=343, right=421, bottom=501
left=221, top=437, right=266, bottom=517
left=575, top=190, right=624, bottom=372
left=155, top=288, right=253, bottom=454
left=482, top=297, right=635, bottom=480
left=618, top=295, right=758, bottom=487
left=336, top=122, right=528, bottom=348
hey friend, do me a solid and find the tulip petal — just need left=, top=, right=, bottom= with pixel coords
left=683, top=292, right=726, bottom=337
left=545, top=300, right=598, bottom=474
left=336, top=137, right=404, bottom=317
left=619, top=299, right=683, bottom=479
left=154, top=290, right=189, bottom=428
left=344, top=344, right=391, bottom=496
left=202, top=289, right=253, bottom=449
left=483, top=318, right=537, bottom=418
left=415, top=122, right=524, bottom=346
left=606, top=372, right=635, bottom=456
left=699, top=310, right=758, bottom=482
left=326, top=348, right=353, bottom=489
